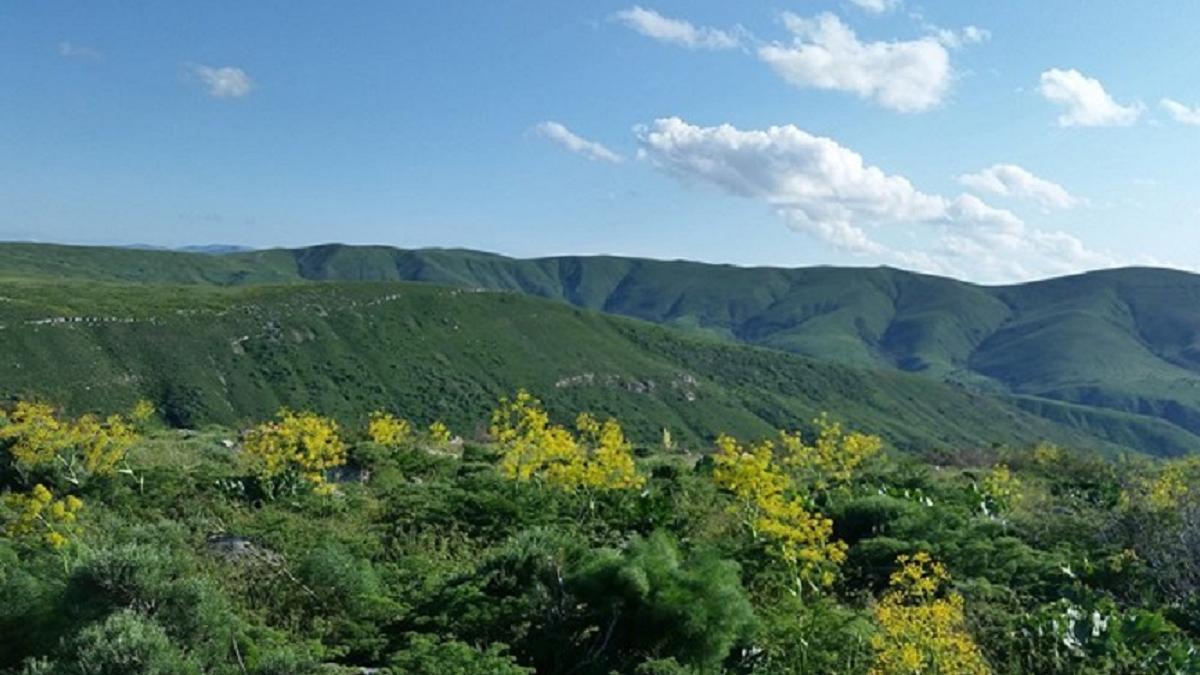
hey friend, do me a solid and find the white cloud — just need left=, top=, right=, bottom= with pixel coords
left=933, top=25, right=990, bottom=49
left=612, top=6, right=739, bottom=50
left=1038, top=69, right=1141, bottom=127
left=848, top=0, right=901, bottom=14
left=758, top=13, right=951, bottom=113
left=58, top=41, right=100, bottom=59
left=190, top=65, right=254, bottom=99
left=1161, top=98, right=1200, bottom=125
left=958, top=164, right=1080, bottom=209
left=535, top=122, right=624, bottom=163
left=636, top=117, right=1113, bottom=280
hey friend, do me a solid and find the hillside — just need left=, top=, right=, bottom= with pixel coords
left=0, top=276, right=1118, bottom=453
left=3, top=242, right=1200, bottom=455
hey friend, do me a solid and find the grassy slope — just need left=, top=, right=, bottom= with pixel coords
left=4, top=242, right=1200, bottom=454
left=0, top=277, right=1115, bottom=454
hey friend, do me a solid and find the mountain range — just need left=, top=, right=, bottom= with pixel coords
left=3, top=241, right=1199, bottom=456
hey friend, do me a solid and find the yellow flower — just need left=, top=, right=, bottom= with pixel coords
left=869, top=553, right=989, bottom=675
left=712, top=429, right=852, bottom=590
left=428, top=420, right=452, bottom=445
left=490, top=391, right=644, bottom=492
left=3, top=483, right=85, bottom=550
left=242, top=409, right=346, bottom=493
left=367, top=411, right=413, bottom=448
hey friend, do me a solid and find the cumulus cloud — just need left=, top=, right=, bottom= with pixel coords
left=847, top=0, right=901, bottom=14
left=1161, top=98, right=1200, bottom=125
left=535, top=121, right=624, bottom=163
left=1038, top=69, right=1141, bottom=127
left=190, top=64, right=254, bottom=99
left=635, top=117, right=1113, bottom=280
left=612, top=6, right=740, bottom=50
left=958, top=164, right=1080, bottom=209
left=758, top=13, right=951, bottom=113
left=58, top=41, right=101, bottom=59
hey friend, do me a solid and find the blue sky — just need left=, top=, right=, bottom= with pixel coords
left=4, top=1, right=1200, bottom=281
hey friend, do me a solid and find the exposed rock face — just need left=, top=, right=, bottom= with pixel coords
left=206, top=533, right=281, bottom=565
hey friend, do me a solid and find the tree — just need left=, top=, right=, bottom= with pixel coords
left=569, top=532, right=755, bottom=672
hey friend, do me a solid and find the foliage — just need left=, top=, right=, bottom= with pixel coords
left=1, top=393, right=1198, bottom=674
left=569, top=532, right=755, bottom=671
left=387, top=634, right=531, bottom=674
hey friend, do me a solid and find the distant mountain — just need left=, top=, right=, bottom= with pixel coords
left=3, top=241, right=1200, bottom=455
left=116, top=243, right=253, bottom=254
left=176, top=244, right=254, bottom=254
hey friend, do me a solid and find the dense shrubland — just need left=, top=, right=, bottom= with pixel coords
left=1, top=394, right=1199, bottom=673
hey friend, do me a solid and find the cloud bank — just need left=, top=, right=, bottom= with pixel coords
left=636, top=117, right=1112, bottom=280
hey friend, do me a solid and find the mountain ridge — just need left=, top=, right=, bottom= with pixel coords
left=4, top=242, right=1200, bottom=455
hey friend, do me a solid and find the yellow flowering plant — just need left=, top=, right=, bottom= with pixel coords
left=979, top=464, right=1022, bottom=515
left=129, top=399, right=156, bottom=429
left=242, top=409, right=347, bottom=498
left=490, top=390, right=644, bottom=492
left=367, top=411, right=413, bottom=448
left=779, top=414, right=883, bottom=493
left=2, top=483, right=84, bottom=551
left=711, top=431, right=847, bottom=593
left=0, top=401, right=139, bottom=487
left=427, top=420, right=452, bottom=446
left=869, top=552, right=989, bottom=675
left=1119, top=456, right=1200, bottom=513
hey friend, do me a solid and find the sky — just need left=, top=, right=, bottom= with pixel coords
left=4, top=1, right=1200, bottom=282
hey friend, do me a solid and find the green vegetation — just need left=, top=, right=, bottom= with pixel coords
left=4, top=242, right=1200, bottom=455
left=4, top=399, right=1200, bottom=673
left=0, top=277, right=1110, bottom=454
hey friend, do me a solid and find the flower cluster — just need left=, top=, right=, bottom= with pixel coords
left=0, top=401, right=138, bottom=485
left=427, top=420, right=452, bottom=446
left=869, top=552, right=989, bottom=675
left=243, top=409, right=347, bottom=495
left=980, top=463, right=1022, bottom=515
left=2, top=483, right=84, bottom=550
left=779, top=413, right=883, bottom=492
left=367, top=411, right=413, bottom=448
left=490, top=390, right=644, bottom=491
left=711, top=432, right=846, bottom=590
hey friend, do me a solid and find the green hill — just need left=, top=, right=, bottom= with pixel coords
left=4, top=242, right=1200, bottom=454
left=0, top=276, right=1122, bottom=453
